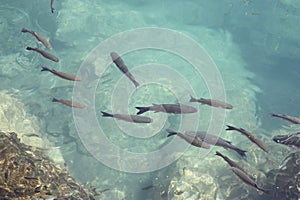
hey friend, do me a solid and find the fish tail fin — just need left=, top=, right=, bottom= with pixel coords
left=135, top=107, right=150, bottom=115
left=257, top=185, right=272, bottom=195
left=166, top=129, right=178, bottom=137
left=269, top=113, right=275, bottom=116
left=21, top=28, right=28, bottom=33
left=215, top=151, right=222, bottom=157
left=133, top=80, right=140, bottom=87
left=101, top=111, right=113, bottom=117
left=226, top=125, right=236, bottom=131
left=26, top=46, right=33, bottom=51
left=51, top=8, right=55, bottom=13
left=52, top=98, right=59, bottom=102
left=41, top=65, right=50, bottom=72
left=189, top=95, right=197, bottom=102
left=235, top=148, right=247, bottom=157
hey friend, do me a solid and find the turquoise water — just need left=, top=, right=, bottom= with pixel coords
left=1, top=0, right=300, bottom=199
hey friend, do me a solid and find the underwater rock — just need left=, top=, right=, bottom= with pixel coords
left=0, top=91, right=65, bottom=165
left=0, top=91, right=42, bottom=147
left=167, top=166, right=218, bottom=200
left=273, top=150, right=300, bottom=200
left=0, top=131, right=95, bottom=199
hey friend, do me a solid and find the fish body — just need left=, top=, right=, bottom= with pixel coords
left=272, top=133, right=300, bottom=148
left=110, top=52, right=140, bottom=87
left=166, top=129, right=210, bottom=149
left=41, top=66, right=82, bottom=81
left=21, top=28, right=52, bottom=49
left=101, top=111, right=152, bottom=123
left=226, top=125, right=269, bottom=153
left=52, top=98, right=85, bottom=109
left=186, top=131, right=246, bottom=157
left=190, top=96, right=233, bottom=109
left=136, top=103, right=197, bottom=115
left=215, top=151, right=255, bottom=180
left=231, top=167, right=270, bottom=194
left=50, top=0, right=55, bottom=13
left=26, top=46, right=59, bottom=62
left=270, top=113, right=300, bottom=124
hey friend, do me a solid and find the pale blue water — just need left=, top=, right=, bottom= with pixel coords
left=1, top=0, right=300, bottom=199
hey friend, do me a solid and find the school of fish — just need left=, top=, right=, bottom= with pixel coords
left=18, top=1, right=300, bottom=198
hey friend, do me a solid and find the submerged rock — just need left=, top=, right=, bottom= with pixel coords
left=0, top=131, right=95, bottom=199
left=273, top=150, right=300, bottom=200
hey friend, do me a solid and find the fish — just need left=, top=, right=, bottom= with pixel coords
left=26, top=46, right=59, bottom=62
left=226, top=125, right=269, bottom=153
left=190, top=95, right=233, bottom=109
left=101, top=111, right=152, bottom=123
left=272, top=132, right=300, bottom=148
left=231, top=167, right=271, bottom=194
left=52, top=98, right=85, bottom=109
left=185, top=130, right=247, bottom=157
left=21, top=28, right=52, bottom=49
left=166, top=129, right=211, bottom=149
left=141, top=185, right=155, bottom=190
left=270, top=113, right=300, bottom=124
left=50, top=0, right=55, bottom=13
left=110, top=52, right=140, bottom=87
left=41, top=66, right=82, bottom=81
left=215, top=151, right=255, bottom=180
left=136, top=103, right=198, bottom=115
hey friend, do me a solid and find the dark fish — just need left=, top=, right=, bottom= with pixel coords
left=231, top=167, right=271, bottom=194
left=52, top=98, right=85, bottom=109
left=190, top=96, right=233, bottom=109
left=21, top=28, right=52, bottom=49
left=270, top=113, right=300, bottom=124
left=41, top=66, right=82, bottom=81
left=50, top=0, right=55, bottom=13
left=101, top=111, right=152, bottom=123
left=186, top=130, right=247, bottom=157
left=136, top=103, right=197, bottom=115
left=226, top=125, right=269, bottom=153
left=142, top=185, right=155, bottom=190
left=110, top=52, right=140, bottom=87
left=215, top=151, right=255, bottom=180
left=26, top=46, right=59, bottom=62
left=272, top=132, right=300, bottom=148
left=166, top=129, right=211, bottom=149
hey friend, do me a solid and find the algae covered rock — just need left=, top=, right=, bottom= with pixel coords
left=273, top=150, right=300, bottom=200
left=0, top=131, right=95, bottom=199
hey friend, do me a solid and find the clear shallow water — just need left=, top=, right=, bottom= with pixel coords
left=0, top=0, right=300, bottom=199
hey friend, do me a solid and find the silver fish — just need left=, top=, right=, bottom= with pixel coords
left=190, top=96, right=233, bottom=109
left=101, top=111, right=152, bottom=123
left=185, top=130, right=246, bottom=157
left=21, top=28, right=52, bottom=49
left=26, top=46, right=59, bottom=62
left=226, top=125, right=269, bottom=153
left=231, top=167, right=270, bottom=194
left=110, top=52, right=139, bottom=87
left=52, top=98, right=85, bottom=109
left=136, top=103, right=197, bottom=115
left=41, top=66, right=82, bottom=81
left=272, top=132, right=300, bottom=148
left=50, top=0, right=55, bottom=13
left=166, top=129, right=210, bottom=149
left=215, top=151, right=255, bottom=180
left=270, top=113, right=300, bottom=124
